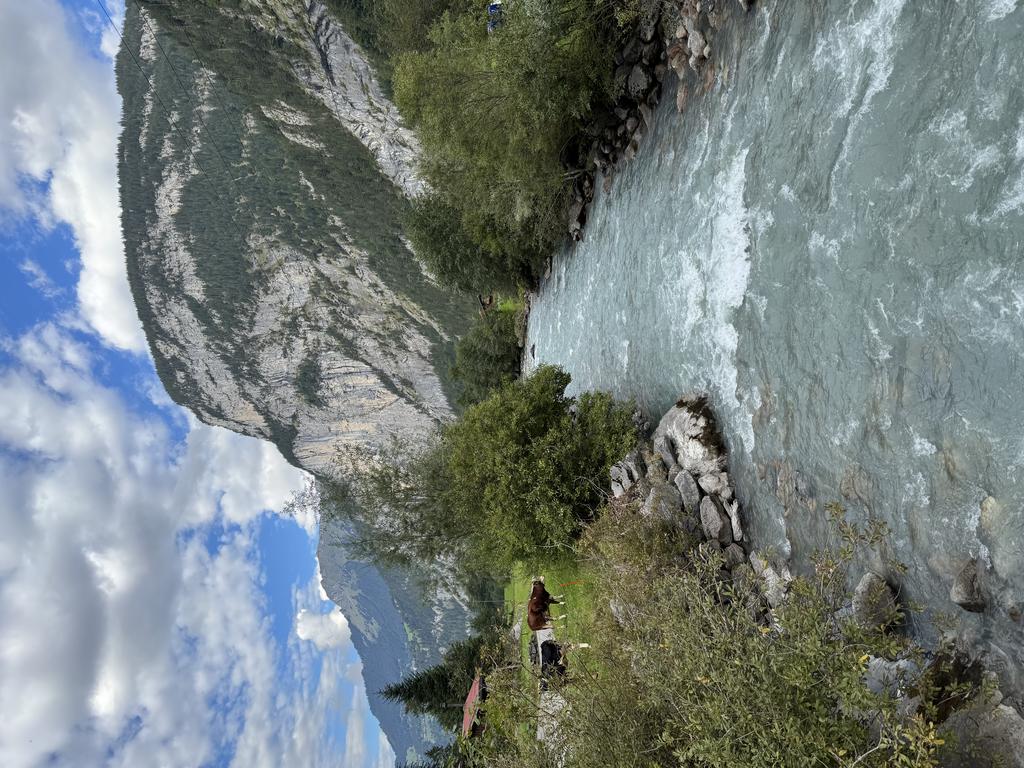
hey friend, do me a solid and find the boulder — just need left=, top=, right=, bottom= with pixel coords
left=726, top=499, right=744, bottom=542
left=627, top=64, right=652, bottom=98
left=621, top=37, right=643, bottom=65
left=673, top=470, right=701, bottom=514
left=610, top=479, right=626, bottom=498
left=724, top=543, right=746, bottom=568
left=698, top=471, right=732, bottom=500
left=652, top=395, right=727, bottom=479
left=943, top=699, right=1024, bottom=768
left=642, top=481, right=683, bottom=524
left=621, top=450, right=646, bottom=483
left=625, top=115, right=639, bottom=133
left=950, top=558, right=986, bottom=613
left=852, top=573, right=898, bottom=629
left=699, top=496, right=732, bottom=545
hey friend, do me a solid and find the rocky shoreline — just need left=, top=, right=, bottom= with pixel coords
left=563, top=0, right=756, bottom=242
left=610, top=396, right=1024, bottom=767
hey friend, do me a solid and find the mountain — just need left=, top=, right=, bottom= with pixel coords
left=119, top=0, right=473, bottom=478
left=116, top=1, right=475, bottom=759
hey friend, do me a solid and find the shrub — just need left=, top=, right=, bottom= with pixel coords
left=451, top=301, right=523, bottom=407
left=406, top=192, right=530, bottom=295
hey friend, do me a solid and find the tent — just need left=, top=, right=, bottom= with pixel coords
left=462, top=674, right=484, bottom=737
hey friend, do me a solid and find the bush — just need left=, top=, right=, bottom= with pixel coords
left=451, top=301, right=523, bottom=407
left=407, top=192, right=540, bottom=294
left=438, top=365, right=636, bottom=574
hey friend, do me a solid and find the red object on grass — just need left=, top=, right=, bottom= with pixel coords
left=462, top=675, right=482, bottom=737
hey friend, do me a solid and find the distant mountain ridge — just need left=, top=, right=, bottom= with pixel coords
left=116, top=1, right=473, bottom=759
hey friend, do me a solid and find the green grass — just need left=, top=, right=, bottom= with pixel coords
left=503, top=560, right=596, bottom=679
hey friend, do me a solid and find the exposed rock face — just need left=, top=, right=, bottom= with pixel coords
left=119, top=2, right=472, bottom=480
left=118, top=4, right=474, bottom=758
left=297, top=1, right=424, bottom=196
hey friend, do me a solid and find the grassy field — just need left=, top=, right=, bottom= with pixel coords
left=503, top=560, right=597, bottom=675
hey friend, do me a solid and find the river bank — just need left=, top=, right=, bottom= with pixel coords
left=525, top=0, right=1024, bottom=714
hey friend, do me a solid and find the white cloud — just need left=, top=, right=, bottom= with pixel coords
left=19, top=258, right=62, bottom=297
left=0, top=323, right=356, bottom=768
left=0, top=0, right=144, bottom=351
left=297, top=608, right=352, bottom=651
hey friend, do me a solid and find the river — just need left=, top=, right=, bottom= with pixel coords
left=526, top=0, right=1024, bottom=699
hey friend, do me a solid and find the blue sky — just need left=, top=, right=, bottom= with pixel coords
left=0, top=2, right=392, bottom=766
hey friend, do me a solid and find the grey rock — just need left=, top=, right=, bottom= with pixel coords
left=625, top=115, right=639, bottom=133
left=652, top=395, right=728, bottom=479
left=674, top=470, right=701, bottom=514
left=621, top=450, right=646, bottom=483
left=627, top=64, right=652, bottom=98
left=642, top=481, right=683, bottom=524
left=724, top=543, right=746, bottom=568
left=621, top=37, right=643, bottom=65
left=610, top=479, right=626, bottom=498
left=653, top=433, right=676, bottom=472
left=863, top=656, right=920, bottom=697
left=750, top=552, right=790, bottom=608
left=943, top=699, right=1024, bottom=768
left=609, top=598, right=628, bottom=626
left=698, top=471, right=731, bottom=499
left=613, top=63, right=632, bottom=90
left=638, top=102, right=654, bottom=129
left=699, top=495, right=732, bottom=545
left=641, top=444, right=668, bottom=483
left=852, top=573, right=898, bottom=629
left=950, top=558, right=986, bottom=613
left=726, top=499, right=744, bottom=542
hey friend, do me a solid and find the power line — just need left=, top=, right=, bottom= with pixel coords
left=94, top=0, right=212, bottom=181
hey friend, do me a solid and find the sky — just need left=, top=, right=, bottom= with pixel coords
left=0, top=1, right=393, bottom=766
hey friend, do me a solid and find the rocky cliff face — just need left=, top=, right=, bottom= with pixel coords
left=120, top=0, right=471, bottom=479
left=118, top=1, right=474, bottom=759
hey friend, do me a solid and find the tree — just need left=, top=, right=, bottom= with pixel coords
left=345, top=365, right=637, bottom=577
left=450, top=302, right=522, bottom=406
left=382, top=635, right=487, bottom=732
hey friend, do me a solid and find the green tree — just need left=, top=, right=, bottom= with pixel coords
left=382, top=635, right=487, bottom=732
left=450, top=302, right=522, bottom=407
left=393, top=1, right=627, bottom=287
left=346, top=365, right=637, bottom=576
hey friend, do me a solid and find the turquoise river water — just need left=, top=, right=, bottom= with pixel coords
left=527, top=0, right=1024, bottom=699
